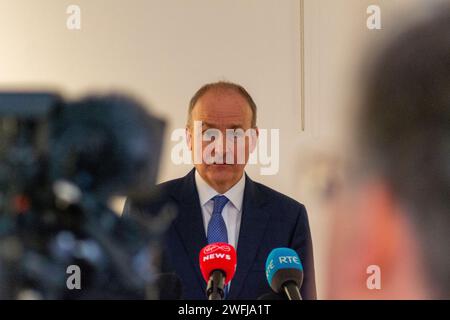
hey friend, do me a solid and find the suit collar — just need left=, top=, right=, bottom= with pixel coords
left=194, top=170, right=246, bottom=211
left=179, top=168, right=199, bottom=204
left=173, top=169, right=208, bottom=292
left=177, top=168, right=267, bottom=207
left=227, top=174, right=270, bottom=299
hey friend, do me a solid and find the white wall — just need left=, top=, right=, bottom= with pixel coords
left=0, top=0, right=441, bottom=298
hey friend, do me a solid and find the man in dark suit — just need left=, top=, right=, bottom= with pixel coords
left=124, top=81, right=316, bottom=299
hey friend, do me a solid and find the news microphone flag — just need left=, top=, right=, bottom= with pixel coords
left=199, top=242, right=237, bottom=285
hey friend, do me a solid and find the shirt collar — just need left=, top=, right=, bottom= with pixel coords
left=195, top=170, right=246, bottom=211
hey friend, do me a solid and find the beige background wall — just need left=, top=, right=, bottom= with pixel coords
left=0, top=0, right=443, bottom=298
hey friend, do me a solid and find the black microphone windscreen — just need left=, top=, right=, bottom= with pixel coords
left=271, top=268, right=303, bottom=293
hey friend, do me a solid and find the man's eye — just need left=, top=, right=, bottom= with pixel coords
left=203, top=130, right=220, bottom=139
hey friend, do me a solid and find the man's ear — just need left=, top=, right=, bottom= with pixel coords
left=249, top=127, right=259, bottom=153
left=186, top=126, right=193, bottom=151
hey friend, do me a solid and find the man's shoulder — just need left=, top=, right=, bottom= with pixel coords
left=144, top=174, right=192, bottom=205
left=155, top=175, right=187, bottom=194
left=123, top=174, right=191, bottom=216
left=250, top=178, right=307, bottom=215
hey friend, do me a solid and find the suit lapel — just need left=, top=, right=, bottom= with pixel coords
left=172, top=169, right=208, bottom=292
left=227, top=175, right=270, bottom=299
left=171, top=170, right=270, bottom=299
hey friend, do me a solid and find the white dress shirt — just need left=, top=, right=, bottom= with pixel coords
left=195, top=170, right=245, bottom=250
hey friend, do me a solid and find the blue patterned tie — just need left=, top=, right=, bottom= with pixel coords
left=207, top=195, right=229, bottom=244
left=207, top=195, right=230, bottom=298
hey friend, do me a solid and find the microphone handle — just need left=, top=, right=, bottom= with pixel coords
left=282, top=281, right=302, bottom=300
left=207, top=270, right=225, bottom=300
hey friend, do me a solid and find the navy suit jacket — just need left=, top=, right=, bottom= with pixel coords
left=123, top=169, right=316, bottom=300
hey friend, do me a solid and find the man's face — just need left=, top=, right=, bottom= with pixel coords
left=186, top=89, right=257, bottom=192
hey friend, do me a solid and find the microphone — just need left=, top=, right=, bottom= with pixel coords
left=199, top=242, right=237, bottom=300
left=265, top=248, right=303, bottom=300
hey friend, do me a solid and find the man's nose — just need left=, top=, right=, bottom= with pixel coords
left=212, top=133, right=234, bottom=158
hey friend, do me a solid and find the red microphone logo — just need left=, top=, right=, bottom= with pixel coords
left=199, top=242, right=237, bottom=285
left=203, top=243, right=232, bottom=254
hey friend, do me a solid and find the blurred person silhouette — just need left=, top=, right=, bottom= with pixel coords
left=327, top=7, right=450, bottom=299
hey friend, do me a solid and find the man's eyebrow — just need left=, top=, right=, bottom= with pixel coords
left=201, top=122, right=245, bottom=129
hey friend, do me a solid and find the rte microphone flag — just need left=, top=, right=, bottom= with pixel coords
left=265, top=247, right=304, bottom=300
